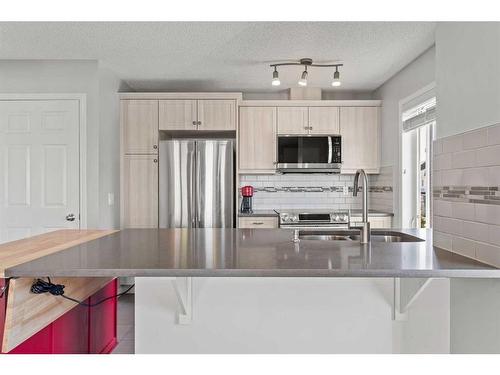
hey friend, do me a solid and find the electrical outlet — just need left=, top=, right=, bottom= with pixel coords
left=107, top=193, right=114, bottom=206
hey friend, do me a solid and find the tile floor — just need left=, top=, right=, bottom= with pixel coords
left=112, top=293, right=135, bottom=354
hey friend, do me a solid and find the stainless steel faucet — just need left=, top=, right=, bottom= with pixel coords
left=349, top=169, right=370, bottom=243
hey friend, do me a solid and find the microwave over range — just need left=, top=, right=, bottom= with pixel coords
left=277, top=135, right=342, bottom=173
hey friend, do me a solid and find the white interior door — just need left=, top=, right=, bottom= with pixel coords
left=0, top=99, right=80, bottom=243
left=402, top=129, right=419, bottom=228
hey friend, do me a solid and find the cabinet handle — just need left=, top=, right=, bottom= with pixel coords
left=252, top=222, right=264, bottom=225
left=192, top=121, right=197, bottom=126
left=153, top=159, right=158, bottom=163
left=198, top=121, right=202, bottom=126
left=153, top=145, right=158, bottom=149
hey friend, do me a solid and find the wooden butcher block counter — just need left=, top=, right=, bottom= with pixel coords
left=0, top=229, right=117, bottom=277
left=0, top=230, right=118, bottom=354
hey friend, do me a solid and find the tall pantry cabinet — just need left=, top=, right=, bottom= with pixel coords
left=120, top=93, right=241, bottom=228
left=120, top=100, right=159, bottom=228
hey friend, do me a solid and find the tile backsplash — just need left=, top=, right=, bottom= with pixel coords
left=433, top=122, right=500, bottom=267
left=239, top=166, right=393, bottom=212
left=368, top=166, right=394, bottom=213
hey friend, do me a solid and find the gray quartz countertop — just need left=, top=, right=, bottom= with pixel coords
left=4, top=228, right=499, bottom=278
left=237, top=209, right=393, bottom=217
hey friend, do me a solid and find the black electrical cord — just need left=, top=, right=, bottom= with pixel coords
left=30, top=277, right=134, bottom=307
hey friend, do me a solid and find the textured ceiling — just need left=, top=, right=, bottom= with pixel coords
left=0, top=22, right=436, bottom=92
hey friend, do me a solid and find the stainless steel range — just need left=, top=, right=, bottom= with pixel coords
left=277, top=210, right=350, bottom=230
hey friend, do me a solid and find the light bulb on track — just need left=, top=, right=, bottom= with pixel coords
left=331, top=67, right=341, bottom=87
left=298, top=67, right=308, bottom=86
left=272, top=67, right=280, bottom=86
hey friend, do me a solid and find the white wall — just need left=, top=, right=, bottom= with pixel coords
left=137, top=277, right=396, bottom=354
left=372, top=46, right=436, bottom=226
left=98, top=66, right=130, bottom=228
left=436, top=22, right=500, bottom=139
left=0, top=60, right=126, bottom=228
left=395, top=278, right=450, bottom=353
left=135, top=277, right=449, bottom=353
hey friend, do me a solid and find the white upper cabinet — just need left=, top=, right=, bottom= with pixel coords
left=159, top=99, right=236, bottom=131
left=121, top=100, right=159, bottom=154
left=277, top=107, right=308, bottom=134
left=308, top=107, right=340, bottom=134
left=239, top=107, right=277, bottom=172
left=277, top=106, right=339, bottom=135
left=159, top=100, right=197, bottom=131
left=340, top=106, right=380, bottom=174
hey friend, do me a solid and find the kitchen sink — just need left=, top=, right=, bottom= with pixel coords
left=298, top=230, right=424, bottom=243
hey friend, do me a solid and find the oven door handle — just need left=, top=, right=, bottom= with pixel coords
left=327, top=136, right=332, bottom=164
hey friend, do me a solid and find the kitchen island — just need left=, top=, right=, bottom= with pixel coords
left=1, top=228, right=499, bottom=354
left=3, top=228, right=495, bottom=278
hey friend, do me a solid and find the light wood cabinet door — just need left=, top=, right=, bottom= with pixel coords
left=121, top=100, right=159, bottom=154
left=122, top=155, right=158, bottom=228
left=197, top=100, right=236, bottom=131
left=277, top=107, right=308, bottom=134
left=309, top=107, right=340, bottom=134
left=340, top=107, right=380, bottom=173
left=158, top=100, right=197, bottom=131
left=239, top=107, right=277, bottom=172
left=238, top=217, right=278, bottom=228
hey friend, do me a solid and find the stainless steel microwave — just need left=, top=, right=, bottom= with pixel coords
left=277, top=135, right=342, bottom=173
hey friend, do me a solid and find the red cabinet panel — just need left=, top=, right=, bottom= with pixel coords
left=52, top=302, right=90, bottom=354
left=9, top=325, right=53, bottom=354
left=2, top=279, right=117, bottom=354
left=89, top=279, right=118, bottom=354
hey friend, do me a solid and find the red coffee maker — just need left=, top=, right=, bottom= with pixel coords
left=240, top=185, right=254, bottom=214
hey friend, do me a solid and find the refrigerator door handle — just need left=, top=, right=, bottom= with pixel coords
left=195, top=142, right=201, bottom=227
left=192, top=144, right=197, bottom=228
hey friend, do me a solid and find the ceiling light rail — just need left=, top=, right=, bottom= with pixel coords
left=270, top=58, right=343, bottom=87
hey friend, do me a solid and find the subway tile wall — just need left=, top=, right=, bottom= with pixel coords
left=368, top=166, right=394, bottom=213
left=433, top=123, right=500, bottom=267
left=239, top=166, right=393, bottom=212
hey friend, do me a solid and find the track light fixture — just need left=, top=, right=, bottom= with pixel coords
left=270, top=58, right=343, bottom=88
left=272, top=66, right=281, bottom=86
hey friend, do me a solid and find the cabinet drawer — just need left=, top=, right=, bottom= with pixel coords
left=238, top=217, right=278, bottom=228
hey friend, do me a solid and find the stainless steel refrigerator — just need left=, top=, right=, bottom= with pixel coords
left=159, top=139, right=234, bottom=228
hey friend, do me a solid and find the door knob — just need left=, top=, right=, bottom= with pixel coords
left=66, top=213, right=76, bottom=222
